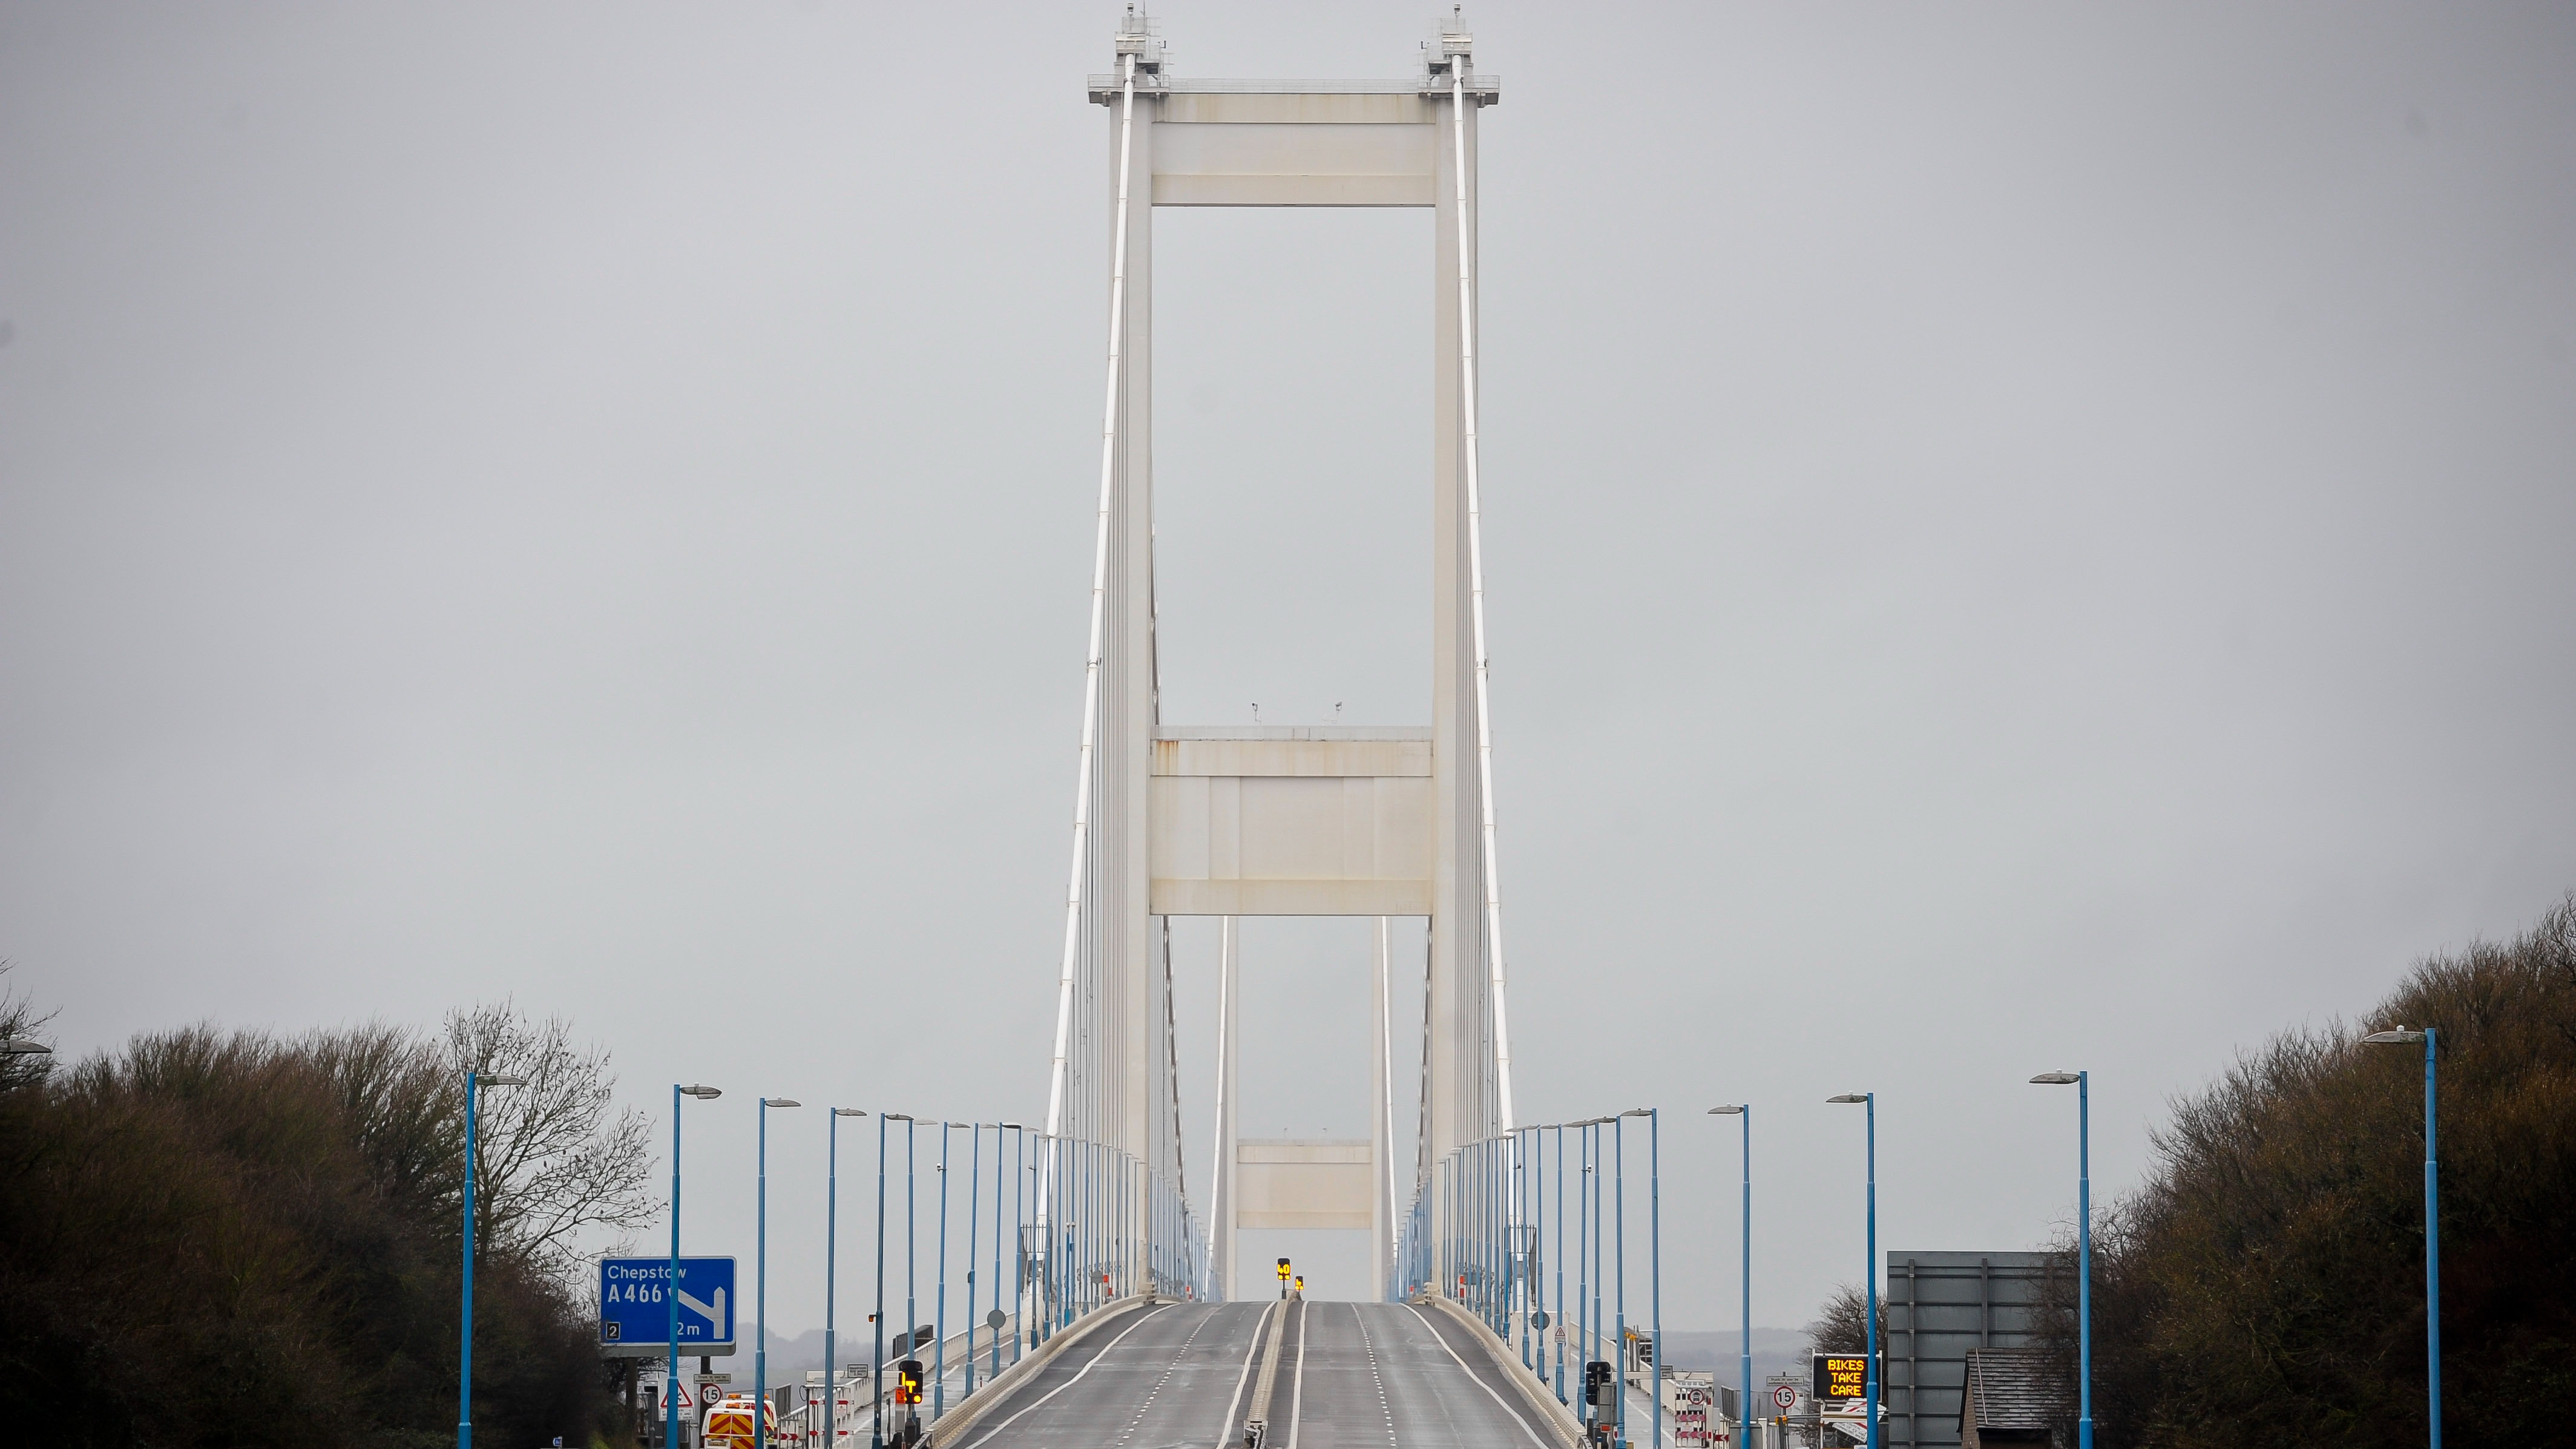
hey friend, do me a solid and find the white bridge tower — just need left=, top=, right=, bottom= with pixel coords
left=1042, top=12, right=1516, bottom=1303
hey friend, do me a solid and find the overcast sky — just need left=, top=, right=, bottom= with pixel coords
left=4, top=2, right=2572, bottom=1340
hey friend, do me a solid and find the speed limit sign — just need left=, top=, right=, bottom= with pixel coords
left=1773, top=1385, right=1798, bottom=1411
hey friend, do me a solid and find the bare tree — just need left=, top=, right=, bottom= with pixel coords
left=1803, top=1282, right=1885, bottom=1358
left=0, top=962, right=57, bottom=1094
left=445, top=1001, right=656, bottom=1281
left=306, top=1019, right=461, bottom=1206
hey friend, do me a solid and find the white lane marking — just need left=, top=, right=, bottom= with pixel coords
left=1285, top=1300, right=1309, bottom=1449
left=950, top=1303, right=1174, bottom=1449
left=1210, top=1301, right=1277, bottom=1449
left=1353, top=1306, right=1396, bottom=1445
left=1402, top=1303, right=1551, bottom=1449
left=1116, top=1310, right=1217, bottom=1444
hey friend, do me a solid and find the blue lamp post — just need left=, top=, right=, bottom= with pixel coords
left=1004, top=1123, right=1025, bottom=1365
left=934, top=1122, right=951, bottom=1419
left=965, top=1123, right=982, bottom=1397
left=827, top=1109, right=868, bottom=1449
left=1576, top=1119, right=1597, bottom=1402
left=758, top=1098, right=803, bottom=1449
left=874, top=1114, right=903, bottom=1449
left=1707, top=1106, right=1749, bottom=1449
left=668, top=1084, right=722, bottom=1449
left=2364, top=1025, right=2442, bottom=1449
left=1553, top=1120, right=1567, bottom=1405
left=1574, top=1127, right=1590, bottom=1413
left=1531, top=1125, right=1546, bottom=1379
left=1625, top=1108, right=1662, bottom=1449
left=1605, top=1114, right=1625, bottom=1446
left=458, top=1069, right=526, bottom=1449
left=2031, top=1072, right=2092, bottom=1449
left=1828, top=1092, right=1880, bottom=1449
left=905, top=1118, right=919, bottom=1375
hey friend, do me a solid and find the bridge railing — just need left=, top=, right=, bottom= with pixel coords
left=1020, top=1131, right=1204, bottom=1329
left=854, top=1119, right=1203, bottom=1448
left=1399, top=1113, right=1673, bottom=1448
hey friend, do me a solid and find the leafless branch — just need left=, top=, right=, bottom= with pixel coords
left=445, top=1001, right=656, bottom=1284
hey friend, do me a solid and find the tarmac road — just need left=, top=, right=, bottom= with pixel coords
left=951, top=1299, right=1555, bottom=1449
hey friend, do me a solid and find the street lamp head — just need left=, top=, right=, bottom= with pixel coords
left=1000, top=1121, right=1024, bottom=1129
left=764, top=1098, right=803, bottom=1108
left=882, top=1112, right=913, bottom=1121
left=1623, top=1107, right=1654, bottom=1117
left=0, top=1037, right=54, bottom=1056
left=832, top=1107, right=867, bottom=1117
left=2029, top=1072, right=2081, bottom=1086
left=479, top=1073, right=530, bottom=1087
left=1826, top=1093, right=1870, bottom=1104
left=1706, top=1105, right=1744, bottom=1116
left=2362, top=1027, right=2428, bottom=1045
left=681, top=1084, right=721, bottom=1099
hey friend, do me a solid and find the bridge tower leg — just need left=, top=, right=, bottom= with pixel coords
left=1051, top=18, right=1511, bottom=1289
left=1426, top=48, right=1496, bottom=1171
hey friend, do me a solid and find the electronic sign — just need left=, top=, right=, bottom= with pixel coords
left=1812, top=1352, right=1869, bottom=1402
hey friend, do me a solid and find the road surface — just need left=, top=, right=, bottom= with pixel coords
left=949, top=1299, right=1559, bottom=1449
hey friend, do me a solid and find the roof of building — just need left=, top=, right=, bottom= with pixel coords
left=1962, top=1347, right=2071, bottom=1431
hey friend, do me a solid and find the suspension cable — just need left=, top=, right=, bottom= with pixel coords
left=1161, top=917, right=1185, bottom=1204
left=1206, top=916, right=1234, bottom=1298
left=1045, top=50, right=1139, bottom=1159
left=1379, top=916, right=1402, bottom=1286
left=1448, top=69, right=1517, bottom=1131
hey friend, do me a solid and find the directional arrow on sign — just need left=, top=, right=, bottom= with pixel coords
left=677, top=1286, right=727, bottom=1332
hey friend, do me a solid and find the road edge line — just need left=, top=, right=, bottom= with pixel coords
left=1211, top=1300, right=1276, bottom=1449
left=1286, top=1300, right=1309, bottom=1449
left=1414, top=1296, right=1585, bottom=1449
left=931, top=1295, right=1162, bottom=1449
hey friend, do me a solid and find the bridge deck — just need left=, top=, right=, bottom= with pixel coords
left=947, top=1301, right=1556, bottom=1449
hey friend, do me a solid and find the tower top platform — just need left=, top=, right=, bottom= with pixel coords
left=1089, top=74, right=1499, bottom=105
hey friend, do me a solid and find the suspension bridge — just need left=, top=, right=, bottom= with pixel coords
left=793, top=16, right=1714, bottom=1449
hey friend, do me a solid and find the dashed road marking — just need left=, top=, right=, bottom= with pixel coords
left=950, top=1304, right=1175, bottom=1449
left=1114, top=1310, right=1217, bottom=1444
left=1353, top=1306, right=1398, bottom=1447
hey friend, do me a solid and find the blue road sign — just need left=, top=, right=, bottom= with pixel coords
left=599, top=1256, right=736, bottom=1355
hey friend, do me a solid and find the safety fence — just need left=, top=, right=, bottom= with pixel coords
left=857, top=1121, right=1203, bottom=1447
left=658, top=1119, right=1200, bottom=1449
left=1396, top=1110, right=1677, bottom=1449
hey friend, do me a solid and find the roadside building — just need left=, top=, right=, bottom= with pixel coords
left=1957, top=1347, right=2071, bottom=1448
left=1881, top=1250, right=2052, bottom=1449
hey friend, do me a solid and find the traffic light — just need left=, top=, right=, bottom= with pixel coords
left=1292, top=1276, right=1304, bottom=1294
left=896, top=1359, right=925, bottom=1407
left=1276, top=1258, right=1291, bottom=1280
left=1585, top=1359, right=1614, bottom=1407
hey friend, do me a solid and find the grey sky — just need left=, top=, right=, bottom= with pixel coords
left=4, top=2, right=2572, bottom=1340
